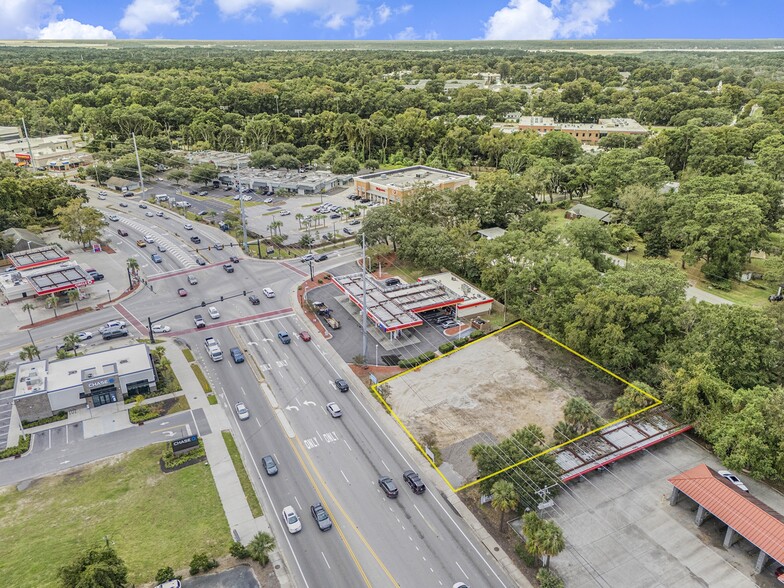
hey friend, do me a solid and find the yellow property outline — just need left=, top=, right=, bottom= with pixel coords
left=369, top=319, right=662, bottom=493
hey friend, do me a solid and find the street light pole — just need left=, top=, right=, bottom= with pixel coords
left=361, top=234, right=368, bottom=361
left=147, top=316, right=155, bottom=344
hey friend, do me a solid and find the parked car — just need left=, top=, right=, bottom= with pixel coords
left=261, top=455, right=278, bottom=475
left=119, top=202, right=128, bottom=208
left=403, top=469, right=426, bottom=494
left=229, top=347, right=245, bottom=363
left=343, top=228, right=354, bottom=235
left=335, top=379, right=349, bottom=393
left=349, top=219, right=361, bottom=226
left=77, top=331, right=93, bottom=341
left=378, top=476, right=399, bottom=498
left=208, top=306, right=220, bottom=319
left=151, top=324, right=171, bottom=333
left=264, top=197, right=274, bottom=203
left=235, top=402, right=249, bottom=421
left=282, top=506, right=302, bottom=534
left=719, top=470, right=749, bottom=492
left=385, top=278, right=401, bottom=287
left=311, top=503, right=333, bottom=532
left=248, top=294, right=260, bottom=305
left=326, top=402, right=342, bottom=418
left=177, top=288, right=188, bottom=297
left=280, top=210, right=291, bottom=216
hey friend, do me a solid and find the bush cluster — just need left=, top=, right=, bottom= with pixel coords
left=129, top=404, right=161, bottom=424
left=189, top=553, right=218, bottom=576
left=161, top=439, right=205, bottom=469
left=398, top=351, right=437, bottom=369
left=229, top=541, right=250, bottom=559
left=438, top=342, right=455, bottom=354
left=453, top=337, right=471, bottom=347
left=21, top=411, right=67, bottom=429
left=0, top=435, right=30, bottom=459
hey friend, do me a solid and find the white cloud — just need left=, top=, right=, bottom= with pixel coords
left=394, top=25, right=417, bottom=40
left=484, top=0, right=616, bottom=40
left=215, top=0, right=359, bottom=31
left=0, top=0, right=60, bottom=38
left=353, top=14, right=375, bottom=36
left=39, top=18, right=116, bottom=39
left=119, top=0, right=196, bottom=36
left=376, top=3, right=391, bottom=23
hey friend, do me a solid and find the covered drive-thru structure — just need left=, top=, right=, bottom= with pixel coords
left=668, top=464, right=784, bottom=574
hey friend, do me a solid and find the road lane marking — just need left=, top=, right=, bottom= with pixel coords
left=343, top=439, right=352, bottom=451
left=455, top=561, right=468, bottom=580
left=295, top=496, right=302, bottom=510
left=341, top=470, right=350, bottom=484
left=322, top=552, right=331, bottom=570
left=381, top=459, right=390, bottom=473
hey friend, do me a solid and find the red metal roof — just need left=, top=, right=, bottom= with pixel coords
left=669, top=464, right=784, bottom=565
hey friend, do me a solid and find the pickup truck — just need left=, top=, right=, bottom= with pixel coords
left=325, top=316, right=341, bottom=330
left=312, top=301, right=330, bottom=316
left=204, top=337, right=223, bottom=361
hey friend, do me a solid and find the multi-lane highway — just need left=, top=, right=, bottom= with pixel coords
left=1, top=183, right=514, bottom=588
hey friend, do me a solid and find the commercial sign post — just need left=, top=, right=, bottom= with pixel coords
left=172, top=435, right=200, bottom=456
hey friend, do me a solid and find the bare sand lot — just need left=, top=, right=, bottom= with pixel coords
left=383, top=323, right=624, bottom=480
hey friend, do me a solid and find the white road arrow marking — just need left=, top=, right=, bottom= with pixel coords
left=285, top=405, right=300, bottom=412
left=158, top=421, right=170, bottom=426
left=303, top=400, right=316, bottom=406
left=162, top=431, right=175, bottom=437
left=248, top=341, right=258, bottom=346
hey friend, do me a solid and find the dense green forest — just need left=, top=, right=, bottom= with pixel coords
left=2, top=45, right=784, bottom=482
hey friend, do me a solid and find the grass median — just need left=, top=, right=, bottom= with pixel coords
left=0, top=444, right=228, bottom=587
left=191, top=363, right=212, bottom=393
left=222, top=431, right=263, bottom=518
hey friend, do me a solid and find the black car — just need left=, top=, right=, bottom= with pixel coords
left=223, top=263, right=234, bottom=273
left=403, top=470, right=426, bottom=494
left=138, top=203, right=147, bottom=209
left=189, top=190, right=198, bottom=195
left=335, top=379, right=349, bottom=393
left=248, top=294, right=260, bottom=305
left=261, top=455, right=278, bottom=476
left=194, top=257, right=206, bottom=266
left=315, top=254, right=328, bottom=262
left=87, top=270, right=104, bottom=281
left=190, top=236, right=201, bottom=244
left=378, top=476, right=398, bottom=498
left=311, top=503, right=333, bottom=531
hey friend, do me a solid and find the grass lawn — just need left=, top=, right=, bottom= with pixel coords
left=0, top=444, right=228, bottom=587
left=191, top=363, right=212, bottom=393
left=222, top=431, right=262, bottom=518
left=182, top=348, right=195, bottom=362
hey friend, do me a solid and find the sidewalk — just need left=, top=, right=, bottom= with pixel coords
left=164, top=340, right=293, bottom=588
left=286, top=287, right=533, bottom=588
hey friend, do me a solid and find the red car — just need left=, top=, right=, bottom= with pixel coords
left=177, top=288, right=187, bottom=297
left=299, top=331, right=311, bottom=342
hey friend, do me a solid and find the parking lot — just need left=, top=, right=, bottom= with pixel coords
left=546, top=436, right=784, bottom=588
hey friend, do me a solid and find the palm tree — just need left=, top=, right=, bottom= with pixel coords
left=563, top=397, right=600, bottom=435
left=22, top=302, right=35, bottom=325
left=295, top=213, right=304, bottom=229
left=491, top=479, right=518, bottom=532
left=127, top=257, right=139, bottom=277
left=523, top=512, right=565, bottom=568
left=46, top=293, right=59, bottom=317
left=246, top=532, right=275, bottom=566
left=63, top=333, right=81, bottom=358
left=20, top=344, right=41, bottom=362
left=67, top=289, right=80, bottom=310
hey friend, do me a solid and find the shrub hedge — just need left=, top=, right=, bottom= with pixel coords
left=438, top=342, right=455, bottom=354
left=21, top=411, right=67, bottom=429
left=0, top=435, right=30, bottom=459
left=398, top=351, right=436, bottom=369
left=161, top=438, right=205, bottom=470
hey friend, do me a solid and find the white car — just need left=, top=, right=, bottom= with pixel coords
left=98, top=190, right=108, bottom=196
left=233, top=195, right=241, bottom=200
left=77, top=331, right=93, bottom=341
left=281, top=506, right=302, bottom=534
left=145, top=211, right=154, bottom=217
left=235, top=402, right=249, bottom=421
left=97, top=194, right=106, bottom=200
left=262, top=288, right=275, bottom=298
left=144, top=235, right=154, bottom=244
left=151, top=324, right=171, bottom=333
left=263, top=197, right=274, bottom=203
left=184, top=223, right=193, bottom=230
left=156, top=211, right=164, bottom=217
left=208, top=306, right=220, bottom=319
left=99, top=320, right=126, bottom=333
left=107, top=214, right=119, bottom=222
left=326, top=402, right=342, bottom=418
left=242, top=195, right=252, bottom=201
left=719, top=470, right=749, bottom=492
left=280, top=210, right=291, bottom=216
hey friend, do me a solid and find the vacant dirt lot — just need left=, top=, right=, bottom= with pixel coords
left=384, top=323, right=624, bottom=481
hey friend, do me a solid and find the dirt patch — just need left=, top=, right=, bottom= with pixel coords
left=383, top=323, right=624, bottom=477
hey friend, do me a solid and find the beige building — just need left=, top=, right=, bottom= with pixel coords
left=354, top=166, right=471, bottom=204
left=495, top=116, right=648, bottom=145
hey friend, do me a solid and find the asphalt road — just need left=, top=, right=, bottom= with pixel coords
left=1, top=187, right=512, bottom=588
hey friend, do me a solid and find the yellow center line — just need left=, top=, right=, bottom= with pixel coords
left=293, top=435, right=400, bottom=588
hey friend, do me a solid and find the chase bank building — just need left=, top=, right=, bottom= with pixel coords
left=14, top=343, right=157, bottom=423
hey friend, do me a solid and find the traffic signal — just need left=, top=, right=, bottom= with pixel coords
left=201, top=301, right=206, bottom=307
left=220, top=296, right=224, bottom=302
left=243, top=290, right=246, bottom=296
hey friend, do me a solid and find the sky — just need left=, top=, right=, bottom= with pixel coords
left=0, top=0, right=782, bottom=41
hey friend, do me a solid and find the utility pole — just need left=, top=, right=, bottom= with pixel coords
left=361, top=233, right=368, bottom=361
left=237, top=156, right=248, bottom=253
left=21, top=118, right=37, bottom=170
left=132, top=132, right=145, bottom=199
